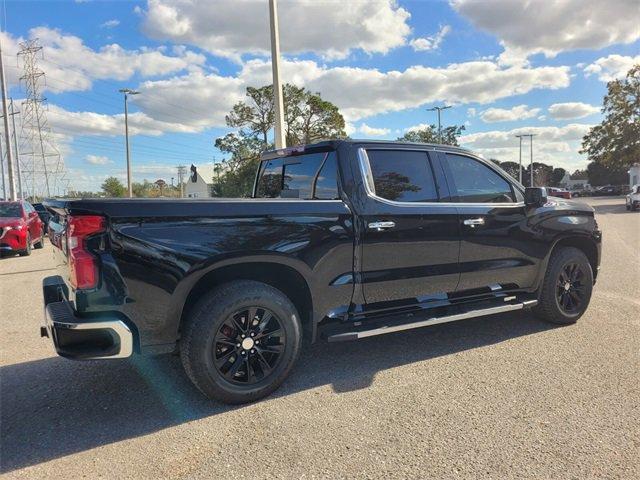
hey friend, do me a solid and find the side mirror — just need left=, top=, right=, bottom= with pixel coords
left=525, top=187, right=547, bottom=207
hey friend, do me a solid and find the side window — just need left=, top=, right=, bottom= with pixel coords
left=445, top=154, right=515, bottom=203
left=281, top=152, right=326, bottom=198
left=367, top=150, right=438, bottom=202
left=312, top=152, right=339, bottom=199
left=256, top=159, right=284, bottom=198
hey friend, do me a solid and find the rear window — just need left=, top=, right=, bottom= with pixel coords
left=256, top=151, right=339, bottom=199
left=366, top=150, right=438, bottom=202
left=0, top=203, right=23, bottom=217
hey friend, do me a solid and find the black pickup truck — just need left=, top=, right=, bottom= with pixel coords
left=42, top=140, right=601, bottom=403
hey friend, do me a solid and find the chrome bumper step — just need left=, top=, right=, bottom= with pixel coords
left=327, top=299, right=538, bottom=342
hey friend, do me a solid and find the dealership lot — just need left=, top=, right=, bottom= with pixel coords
left=1, top=197, right=638, bottom=479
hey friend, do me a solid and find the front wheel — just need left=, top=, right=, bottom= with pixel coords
left=533, top=247, right=593, bottom=324
left=180, top=280, right=302, bottom=404
left=19, top=233, right=32, bottom=256
left=34, top=230, right=45, bottom=249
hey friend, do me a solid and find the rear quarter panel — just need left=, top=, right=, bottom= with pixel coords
left=93, top=200, right=355, bottom=347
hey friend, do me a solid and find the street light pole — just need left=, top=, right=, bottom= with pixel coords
left=515, top=134, right=524, bottom=184
left=119, top=88, right=140, bottom=197
left=530, top=134, right=535, bottom=187
left=269, top=0, right=286, bottom=149
left=427, top=105, right=451, bottom=144
left=515, top=134, right=536, bottom=187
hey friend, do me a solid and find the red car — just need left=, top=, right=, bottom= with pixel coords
left=546, top=187, right=572, bottom=199
left=0, top=200, right=45, bottom=256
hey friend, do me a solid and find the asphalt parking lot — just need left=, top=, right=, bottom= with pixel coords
left=1, top=196, right=638, bottom=479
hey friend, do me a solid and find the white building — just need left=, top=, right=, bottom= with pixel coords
left=559, top=172, right=590, bottom=191
left=184, top=163, right=224, bottom=198
left=628, top=163, right=640, bottom=188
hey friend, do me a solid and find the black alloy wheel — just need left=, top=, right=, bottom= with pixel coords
left=555, top=262, right=588, bottom=315
left=533, top=246, right=593, bottom=325
left=213, top=306, right=286, bottom=385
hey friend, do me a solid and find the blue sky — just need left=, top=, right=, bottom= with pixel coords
left=2, top=0, right=639, bottom=193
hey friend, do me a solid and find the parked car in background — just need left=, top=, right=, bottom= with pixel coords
left=626, top=185, right=640, bottom=211
left=33, top=202, right=52, bottom=229
left=0, top=200, right=45, bottom=256
left=546, top=187, right=572, bottom=199
left=593, top=185, right=623, bottom=196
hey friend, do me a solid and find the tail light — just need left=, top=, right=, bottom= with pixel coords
left=67, top=215, right=105, bottom=290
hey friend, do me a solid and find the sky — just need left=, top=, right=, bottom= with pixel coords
left=2, top=0, right=639, bottom=193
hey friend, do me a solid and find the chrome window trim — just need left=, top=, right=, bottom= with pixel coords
left=357, top=147, right=526, bottom=208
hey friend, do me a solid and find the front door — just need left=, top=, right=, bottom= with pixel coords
left=439, top=152, right=538, bottom=293
left=358, top=147, right=460, bottom=312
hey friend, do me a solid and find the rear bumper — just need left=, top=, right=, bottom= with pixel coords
left=41, top=276, right=133, bottom=360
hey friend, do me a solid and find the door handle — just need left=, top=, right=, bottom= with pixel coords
left=463, top=218, right=485, bottom=227
left=368, top=221, right=396, bottom=231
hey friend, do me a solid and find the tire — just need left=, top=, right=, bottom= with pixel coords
left=533, top=246, right=593, bottom=325
left=19, top=233, right=32, bottom=256
left=180, top=280, right=302, bottom=404
left=34, top=231, right=45, bottom=249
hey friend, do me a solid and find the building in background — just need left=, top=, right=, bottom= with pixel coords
left=184, top=163, right=224, bottom=198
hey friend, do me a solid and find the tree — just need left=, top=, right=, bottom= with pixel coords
left=397, top=124, right=465, bottom=146
left=550, top=168, right=567, bottom=187
left=213, top=84, right=347, bottom=197
left=101, top=176, right=126, bottom=197
left=224, top=83, right=347, bottom=148
left=523, top=162, right=553, bottom=187
left=490, top=159, right=521, bottom=182
left=587, top=161, right=628, bottom=186
left=570, top=169, right=588, bottom=180
left=581, top=64, right=640, bottom=170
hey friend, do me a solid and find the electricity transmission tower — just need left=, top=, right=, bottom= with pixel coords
left=176, top=165, right=187, bottom=198
left=17, top=39, right=69, bottom=199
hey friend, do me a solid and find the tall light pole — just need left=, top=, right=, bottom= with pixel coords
left=119, top=88, right=139, bottom=197
left=515, top=134, right=536, bottom=187
left=0, top=35, right=17, bottom=200
left=9, top=100, right=23, bottom=199
left=269, top=0, right=286, bottom=149
left=427, top=105, right=451, bottom=144
left=515, top=134, right=524, bottom=184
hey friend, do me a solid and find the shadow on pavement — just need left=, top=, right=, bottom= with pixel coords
left=1, top=311, right=555, bottom=473
left=589, top=200, right=633, bottom=215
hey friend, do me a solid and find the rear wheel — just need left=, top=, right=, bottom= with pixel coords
left=533, top=247, right=593, bottom=324
left=180, top=280, right=302, bottom=404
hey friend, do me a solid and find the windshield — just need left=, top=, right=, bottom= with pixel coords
left=0, top=203, right=23, bottom=218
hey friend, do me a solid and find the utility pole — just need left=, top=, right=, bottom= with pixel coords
left=8, top=100, right=23, bottom=199
left=176, top=165, right=186, bottom=198
left=119, top=88, right=139, bottom=197
left=0, top=35, right=16, bottom=200
left=427, top=105, right=451, bottom=144
left=269, top=0, right=286, bottom=149
left=515, top=134, right=536, bottom=187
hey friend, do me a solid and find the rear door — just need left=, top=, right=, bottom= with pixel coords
left=439, top=152, right=537, bottom=293
left=358, top=147, right=460, bottom=311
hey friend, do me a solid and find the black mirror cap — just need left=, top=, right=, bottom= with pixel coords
left=525, top=187, right=548, bottom=207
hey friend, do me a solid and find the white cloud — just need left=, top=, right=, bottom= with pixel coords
left=358, top=123, right=391, bottom=137
left=548, top=102, right=600, bottom=120
left=1, top=28, right=206, bottom=93
left=47, top=104, right=200, bottom=137
left=584, top=54, right=640, bottom=82
left=451, top=0, right=640, bottom=65
left=459, top=123, right=594, bottom=169
left=141, top=0, right=411, bottom=60
left=467, top=108, right=477, bottom=117
left=480, top=104, right=540, bottom=123
left=100, top=19, right=120, bottom=29
left=238, top=58, right=570, bottom=121
left=410, top=25, right=451, bottom=52
left=85, top=154, right=111, bottom=165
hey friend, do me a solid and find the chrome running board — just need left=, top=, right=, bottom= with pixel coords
left=327, top=300, right=538, bottom=342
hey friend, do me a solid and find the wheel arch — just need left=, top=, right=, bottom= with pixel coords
left=177, top=261, right=315, bottom=343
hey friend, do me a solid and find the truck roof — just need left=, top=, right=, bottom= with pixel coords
left=260, top=139, right=474, bottom=160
